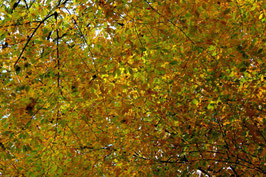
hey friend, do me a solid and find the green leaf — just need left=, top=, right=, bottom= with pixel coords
left=170, top=60, right=178, bottom=65
left=207, top=104, right=214, bottom=110
left=192, top=99, right=198, bottom=105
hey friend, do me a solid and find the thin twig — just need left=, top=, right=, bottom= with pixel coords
left=63, top=7, right=97, bottom=72
left=55, top=9, right=60, bottom=138
left=144, top=0, right=195, bottom=45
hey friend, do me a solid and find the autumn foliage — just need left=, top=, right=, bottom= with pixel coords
left=0, top=0, right=265, bottom=176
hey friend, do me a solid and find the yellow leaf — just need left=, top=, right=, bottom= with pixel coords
left=259, top=13, right=263, bottom=20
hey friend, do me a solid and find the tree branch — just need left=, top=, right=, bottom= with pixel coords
left=144, top=0, right=195, bottom=45
left=14, top=12, right=57, bottom=67
left=198, top=167, right=211, bottom=177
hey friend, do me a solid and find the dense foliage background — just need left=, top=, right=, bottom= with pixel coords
left=0, top=0, right=265, bottom=176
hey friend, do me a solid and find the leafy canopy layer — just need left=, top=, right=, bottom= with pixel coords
left=0, top=0, right=265, bottom=176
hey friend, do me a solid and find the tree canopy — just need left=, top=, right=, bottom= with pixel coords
left=0, top=0, right=265, bottom=176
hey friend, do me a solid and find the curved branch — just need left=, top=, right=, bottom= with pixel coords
left=14, top=12, right=57, bottom=67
